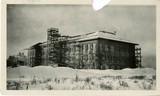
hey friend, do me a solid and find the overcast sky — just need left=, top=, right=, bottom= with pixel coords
left=7, top=5, right=156, bottom=68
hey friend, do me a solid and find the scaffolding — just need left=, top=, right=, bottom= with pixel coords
left=135, top=46, right=142, bottom=68
left=47, top=27, right=71, bottom=67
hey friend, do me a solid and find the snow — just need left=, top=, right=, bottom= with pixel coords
left=7, top=66, right=156, bottom=78
left=77, top=31, right=137, bottom=44
left=80, top=68, right=155, bottom=76
left=7, top=66, right=96, bottom=79
left=7, top=66, right=156, bottom=90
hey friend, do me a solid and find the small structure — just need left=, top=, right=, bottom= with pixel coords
left=7, top=52, right=27, bottom=67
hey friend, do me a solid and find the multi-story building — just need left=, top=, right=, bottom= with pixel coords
left=65, top=31, right=139, bottom=69
left=26, top=28, right=141, bottom=69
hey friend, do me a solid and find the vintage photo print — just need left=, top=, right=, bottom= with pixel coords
left=1, top=0, right=160, bottom=96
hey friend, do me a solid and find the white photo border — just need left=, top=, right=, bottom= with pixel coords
left=1, top=0, right=160, bottom=95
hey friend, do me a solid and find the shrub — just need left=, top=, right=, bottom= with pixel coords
left=129, top=76, right=146, bottom=80
left=141, top=81, right=153, bottom=90
left=134, top=80, right=138, bottom=83
left=31, top=79, right=37, bottom=85
left=46, top=84, right=53, bottom=90
left=7, top=81, right=22, bottom=90
left=75, top=74, right=79, bottom=82
left=85, top=77, right=91, bottom=84
left=54, top=78, right=61, bottom=84
left=118, top=80, right=129, bottom=87
left=152, top=75, right=156, bottom=80
left=116, top=76, right=122, bottom=79
left=44, top=78, right=52, bottom=83
left=100, top=82, right=113, bottom=90
left=102, top=75, right=110, bottom=78
left=91, top=81, right=95, bottom=85
left=31, top=76, right=37, bottom=85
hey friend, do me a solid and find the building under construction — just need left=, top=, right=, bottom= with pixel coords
left=27, top=27, right=141, bottom=69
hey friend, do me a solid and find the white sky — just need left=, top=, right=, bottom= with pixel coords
left=7, top=5, right=156, bottom=68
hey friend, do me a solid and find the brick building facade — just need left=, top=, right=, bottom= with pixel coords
left=26, top=28, right=141, bottom=69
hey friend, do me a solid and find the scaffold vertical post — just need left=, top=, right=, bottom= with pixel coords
left=135, top=46, right=142, bottom=68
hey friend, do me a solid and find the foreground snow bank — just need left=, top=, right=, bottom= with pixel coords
left=7, top=66, right=156, bottom=78
left=80, top=68, right=156, bottom=76
left=7, top=66, right=156, bottom=90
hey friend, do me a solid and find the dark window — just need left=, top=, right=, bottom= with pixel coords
left=115, top=56, right=117, bottom=62
left=85, top=44, right=88, bottom=52
left=99, top=44, right=103, bottom=51
left=90, top=43, right=93, bottom=53
left=105, top=45, right=109, bottom=52
left=106, top=55, right=108, bottom=62
left=73, top=45, right=76, bottom=53
left=110, top=45, right=114, bottom=53
left=90, top=43, right=93, bottom=49
left=111, top=56, right=114, bottom=62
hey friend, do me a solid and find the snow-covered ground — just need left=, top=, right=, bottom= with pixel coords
left=7, top=66, right=156, bottom=90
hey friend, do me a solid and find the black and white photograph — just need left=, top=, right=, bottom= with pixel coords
left=6, top=4, right=156, bottom=90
